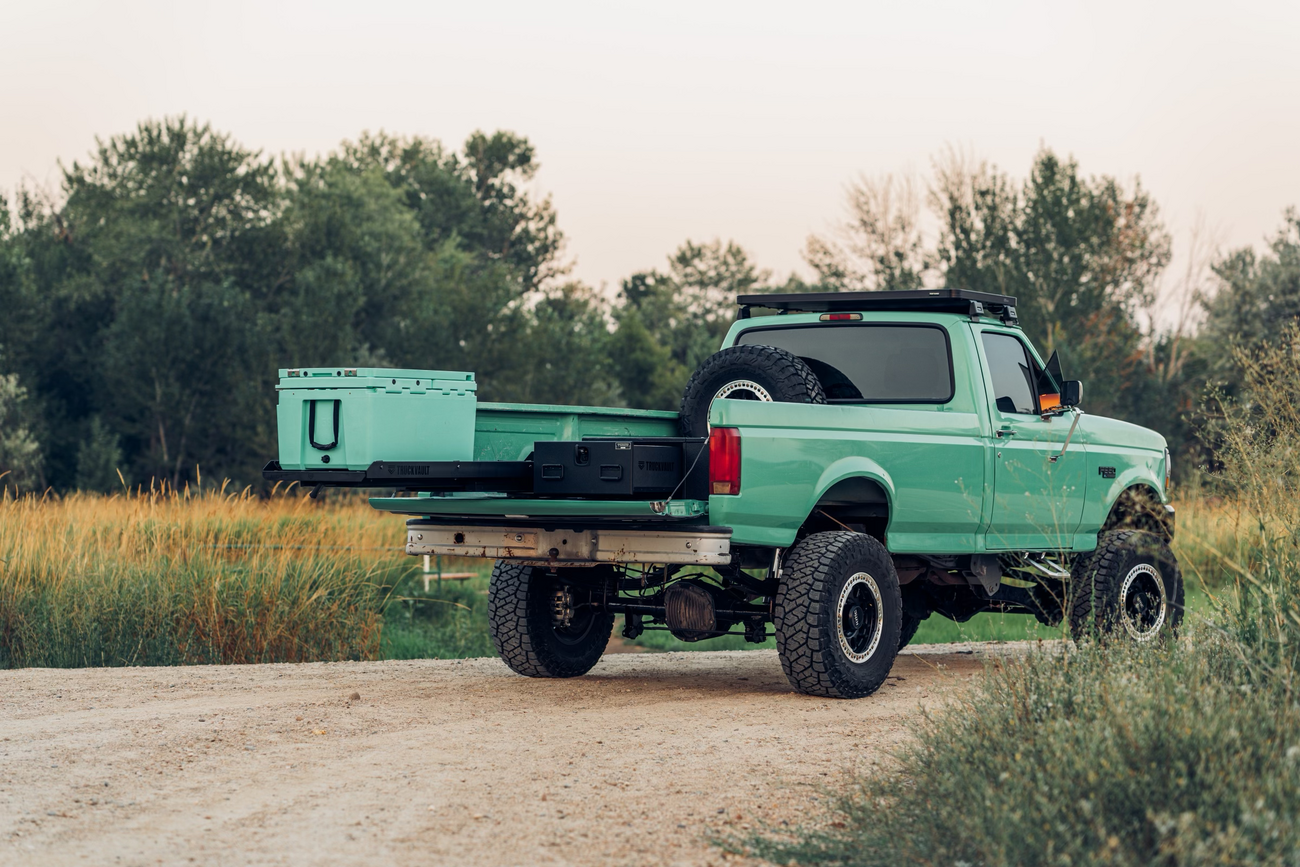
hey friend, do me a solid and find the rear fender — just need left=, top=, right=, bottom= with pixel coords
left=804, top=458, right=895, bottom=529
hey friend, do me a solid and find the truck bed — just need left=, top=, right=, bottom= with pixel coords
left=265, top=396, right=692, bottom=505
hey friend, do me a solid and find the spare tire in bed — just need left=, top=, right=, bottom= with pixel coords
left=678, top=345, right=827, bottom=438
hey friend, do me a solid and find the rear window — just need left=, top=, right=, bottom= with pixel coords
left=735, top=324, right=953, bottom=403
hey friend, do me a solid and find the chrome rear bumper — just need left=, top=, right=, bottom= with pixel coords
left=405, top=523, right=731, bottom=566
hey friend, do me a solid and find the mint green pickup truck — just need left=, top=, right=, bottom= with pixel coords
left=265, top=289, right=1180, bottom=699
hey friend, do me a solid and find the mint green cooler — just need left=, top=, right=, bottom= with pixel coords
left=276, top=367, right=477, bottom=471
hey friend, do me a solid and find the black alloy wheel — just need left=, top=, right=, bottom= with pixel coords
left=838, top=574, right=884, bottom=662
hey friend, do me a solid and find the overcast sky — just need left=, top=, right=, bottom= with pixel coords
left=3, top=0, right=1298, bottom=299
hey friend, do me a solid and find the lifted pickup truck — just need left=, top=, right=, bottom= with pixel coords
left=265, top=289, right=1180, bottom=699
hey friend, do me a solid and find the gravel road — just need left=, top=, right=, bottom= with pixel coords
left=1, top=644, right=1023, bottom=866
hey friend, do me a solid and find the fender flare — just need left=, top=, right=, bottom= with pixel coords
left=804, top=456, right=896, bottom=526
left=1108, top=466, right=1167, bottom=507
left=1103, top=479, right=1172, bottom=537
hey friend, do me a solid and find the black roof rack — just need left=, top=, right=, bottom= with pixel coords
left=736, top=288, right=1018, bottom=324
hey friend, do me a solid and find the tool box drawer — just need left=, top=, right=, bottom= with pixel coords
left=533, top=440, right=684, bottom=498
left=276, top=367, right=477, bottom=471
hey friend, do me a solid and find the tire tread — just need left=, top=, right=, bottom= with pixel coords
left=679, top=345, right=826, bottom=437
left=1068, top=529, right=1184, bottom=639
left=774, top=531, right=901, bottom=698
left=488, top=562, right=612, bottom=677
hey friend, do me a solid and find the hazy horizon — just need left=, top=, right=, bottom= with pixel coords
left=3, top=0, right=1297, bottom=303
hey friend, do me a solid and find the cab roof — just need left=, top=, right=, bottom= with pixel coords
left=736, top=288, right=1019, bottom=325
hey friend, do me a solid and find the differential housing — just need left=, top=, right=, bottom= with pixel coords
left=664, top=580, right=719, bottom=641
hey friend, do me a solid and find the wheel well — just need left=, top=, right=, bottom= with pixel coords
left=1103, top=485, right=1172, bottom=538
left=798, top=476, right=890, bottom=542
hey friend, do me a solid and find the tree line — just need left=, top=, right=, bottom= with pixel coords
left=0, top=117, right=1296, bottom=493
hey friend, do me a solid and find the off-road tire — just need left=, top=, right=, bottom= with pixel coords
left=773, top=531, right=902, bottom=698
left=679, top=345, right=826, bottom=438
left=1068, top=529, right=1183, bottom=642
left=898, top=612, right=923, bottom=650
left=488, top=562, right=614, bottom=677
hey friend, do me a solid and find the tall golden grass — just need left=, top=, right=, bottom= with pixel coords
left=0, top=484, right=411, bottom=667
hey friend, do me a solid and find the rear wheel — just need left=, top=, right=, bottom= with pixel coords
left=488, top=562, right=614, bottom=677
left=1068, top=530, right=1183, bottom=642
left=774, top=531, right=902, bottom=698
left=678, top=345, right=826, bottom=438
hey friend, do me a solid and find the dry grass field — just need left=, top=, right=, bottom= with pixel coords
left=0, top=485, right=411, bottom=668
left=0, top=482, right=1248, bottom=671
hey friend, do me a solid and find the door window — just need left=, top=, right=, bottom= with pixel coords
left=981, top=332, right=1038, bottom=414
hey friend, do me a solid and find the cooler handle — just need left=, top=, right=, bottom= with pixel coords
left=308, top=399, right=341, bottom=450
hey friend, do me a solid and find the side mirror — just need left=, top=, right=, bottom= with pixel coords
left=1061, top=380, right=1083, bottom=407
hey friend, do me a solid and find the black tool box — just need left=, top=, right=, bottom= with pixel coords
left=532, top=438, right=706, bottom=499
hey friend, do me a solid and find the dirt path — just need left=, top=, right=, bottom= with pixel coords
left=1, top=644, right=1024, bottom=867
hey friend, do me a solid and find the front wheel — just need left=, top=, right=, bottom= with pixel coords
left=488, top=562, right=614, bottom=677
left=1068, top=529, right=1184, bottom=642
left=774, top=531, right=902, bottom=698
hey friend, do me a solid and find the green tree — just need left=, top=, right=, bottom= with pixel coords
left=287, top=131, right=588, bottom=404
left=102, top=278, right=258, bottom=487
left=338, top=130, right=564, bottom=290
left=488, top=283, right=618, bottom=406
left=805, top=174, right=931, bottom=291
left=55, top=117, right=280, bottom=487
left=0, top=119, right=587, bottom=490
left=74, top=415, right=126, bottom=492
left=274, top=157, right=429, bottom=368
left=0, top=372, right=42, bottom=493
left=1201, top=209, right=1300, bottom=375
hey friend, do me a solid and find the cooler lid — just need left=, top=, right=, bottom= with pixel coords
left=277, top=367, right=476, bottom=391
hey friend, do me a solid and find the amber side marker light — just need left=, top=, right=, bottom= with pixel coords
left=709, top=427, right=741, bottom=495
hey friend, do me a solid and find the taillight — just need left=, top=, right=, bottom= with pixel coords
left=709, top=427, right=741, bottom=495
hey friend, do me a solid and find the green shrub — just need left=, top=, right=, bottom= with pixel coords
left=748, top=637, right=1300, bottom=867
left=1200, top=331, right=1300, bottom=691
left=381, top=567, right=495, bottom=660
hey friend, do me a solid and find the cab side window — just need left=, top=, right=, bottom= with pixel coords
left=981, top=332, right=1037, bottom=415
